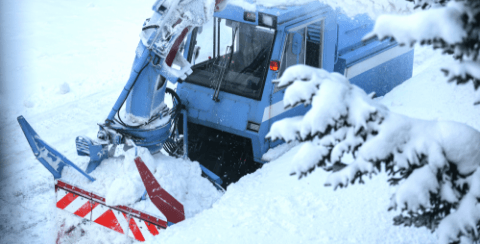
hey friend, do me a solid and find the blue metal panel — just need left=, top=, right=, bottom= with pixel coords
left=214, top=0, right=329, bottom=27
left=181, top=109, right=188, bottom=159
left=260, top=97, right=311, bottom=149
left=283, top=10, right=329, bottom=32
left=106, top=42, right=151, bottom=123
left=336, top=38, right=397, bottom=66
left=336, top=13, right=375, bottom=55
left=199, top=165, right=223, bottom=185
left=273, top=2, right=329, bottom=25
left=75, top=137, right=109, bottom=173
left=215, top=4, right=258, bottom=26
left=178, top=81, right=269, bottom=161
left=349, top=49, right=414, bottom=96
left=178, top=84, right=250, bottom=130
left=126, top=64, right=166, bottom=118
left=321, top=11, right=337, bottom=73
left=17, top=116, right=95, bottom=182
left=333, top=58, right=347, bottom=74
left=112, top=121, right=172, bottom=153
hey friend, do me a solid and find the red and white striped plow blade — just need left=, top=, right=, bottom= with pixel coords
left=55, top=180, right=167, bottom=242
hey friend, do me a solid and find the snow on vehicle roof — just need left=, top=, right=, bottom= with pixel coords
left=229, top=0, right=413, bottom=19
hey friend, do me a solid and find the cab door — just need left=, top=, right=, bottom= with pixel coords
left=278, top=21, right=324, bottom=80
left=266, top=20, right=324, bottom=149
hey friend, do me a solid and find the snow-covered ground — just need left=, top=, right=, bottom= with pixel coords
left=1, top=1, right=479, bottom=244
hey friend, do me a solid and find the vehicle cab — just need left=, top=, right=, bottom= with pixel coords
left=178, top=1, right=413, bottom=187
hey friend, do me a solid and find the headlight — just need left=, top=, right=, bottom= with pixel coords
left=247, top=121, right=260, bottom=133
left=259, top=13, right=277, bottom=28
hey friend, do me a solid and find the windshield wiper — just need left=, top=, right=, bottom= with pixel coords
left=212, top=26, right=238, bottom=102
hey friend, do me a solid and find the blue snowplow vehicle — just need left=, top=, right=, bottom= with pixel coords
left=177, top=2, right=413, bottom=187
left=19, top=0, right=413, bottom=192
left=17, top=0, right=414, bottom=239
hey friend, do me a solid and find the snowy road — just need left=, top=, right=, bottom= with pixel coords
left=0, top=1, right=152, bottom=243
left=1, top=1, right=479, bottom=244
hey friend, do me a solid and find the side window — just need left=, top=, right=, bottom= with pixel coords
left=275, top=20, right=323, bottom=93
left=279, top=29, right=306, bottom=78
left=305, top=21, right=323, bottom=68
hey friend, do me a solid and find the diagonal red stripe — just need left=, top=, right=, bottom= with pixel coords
left=56, top=192, right=79, bottom=209
left=123, top=213, right=145, bottom=241
left=165, top=26, right=189, bottom=67
left=145, top=221, right=160, bottom=236
left=74, top=201, right=93, bottom=218
left=94, top=210, right=124, bottom=234
left=134, top=157, right=185, bottom=224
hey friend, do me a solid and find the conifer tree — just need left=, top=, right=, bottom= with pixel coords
left=365, top=0, right=480, bottom=104
left=267, top=65, right=480, bottom=244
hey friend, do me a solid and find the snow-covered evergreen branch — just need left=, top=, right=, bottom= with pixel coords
left=266, top=65, right=480, bottom=244
left=364, top=0, right=480, bottom=104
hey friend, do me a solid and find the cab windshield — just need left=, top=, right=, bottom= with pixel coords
left=186, top=18, right=275, bottom=100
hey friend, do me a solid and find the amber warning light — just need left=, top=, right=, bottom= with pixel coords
left=270, top=61, right=279, bottom=71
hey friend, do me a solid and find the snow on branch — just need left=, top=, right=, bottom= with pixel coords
left=364, top=1, right=467, bottom=45
left=364, top=0, right=480, bottom=103
left=266, top=65, right=480, bottom=244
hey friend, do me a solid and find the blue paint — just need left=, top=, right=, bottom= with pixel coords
left=292, top=33, right=302, bottom=56
left=349, top=49, right=414, bottom=97
left=111, top=120, right=172, bottom=154
left=105, top=42, right=151, bottom=124
left=125, top=62, right=166, bottom=119
left=181, top=109, right=189, bottom=159
left=141, top=190, right=148, bottom=201
left=17, top=116, right=95, bottom=182
left=199, top=165, right=223, bottom=185
left=335, top=13, right=376, bottom=56
left=75, top=136, right=109, bottom=173
left=85, top=145, right=108, bottom=173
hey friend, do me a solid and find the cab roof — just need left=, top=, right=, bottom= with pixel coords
left=215, top=1, right=331, bottom=27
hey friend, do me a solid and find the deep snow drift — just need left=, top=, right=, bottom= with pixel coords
left=1, top=0, right=479, bottom=244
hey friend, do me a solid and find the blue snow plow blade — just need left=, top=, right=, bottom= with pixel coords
left=75, top=136, right=108, bottom=174
left=17, top=116, right=95, bottom=182
left=199, top=164, right=223, bottom=186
